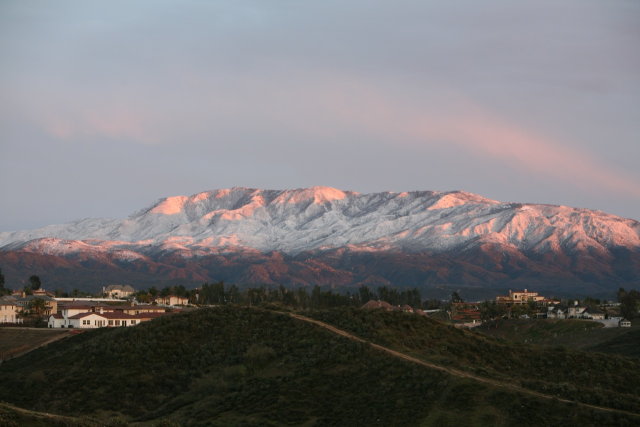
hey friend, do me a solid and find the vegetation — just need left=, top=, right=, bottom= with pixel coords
left=477, top=318, right=604, bottom=345
left=1, top=307, right=639, bottom=425
left=308, top=308, right=640, bottom=414
left=0, top=328, right=70, bottom=361
left=618, top=288, right=640, bottom=320
left=589, top=329, right=640, bottom=358
left=0, top=402, right=95, bottom=427
left=0, top=267, right=9, bottom=296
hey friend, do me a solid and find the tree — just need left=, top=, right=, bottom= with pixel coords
left=451, top=291, right=463, bottom=304
left=27, top=298, right=48, bottom=317
left=0, top=267, right=8, bottom=296
left=29, top=275, right=42, bottom=291
left=359, top=286, right=373, bottom=304
left=620, top=289, right=640, bottom=320
left=227, top=284, right=240, bottom=304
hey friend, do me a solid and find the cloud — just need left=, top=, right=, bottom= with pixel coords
left=406, top=107, right=640, bottom=199
left=27, top=63, right=638, bottom=200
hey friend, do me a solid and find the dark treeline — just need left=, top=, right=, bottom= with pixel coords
left=197, top=282, right=424, bottom=309
left=134, top=282, right=428, bottom=310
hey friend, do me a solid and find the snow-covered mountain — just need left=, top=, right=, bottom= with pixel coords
left=1, top=187, right=639, bottom=297
left=2, top=186, right=639, bottom=255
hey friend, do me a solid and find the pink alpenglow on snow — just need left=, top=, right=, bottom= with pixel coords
left=150, top=196, right=188, bottom=215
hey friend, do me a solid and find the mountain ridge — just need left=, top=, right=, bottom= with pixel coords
left=1, top=187, right=638, bottom=296
left=2, top=186, right=638, bottom=254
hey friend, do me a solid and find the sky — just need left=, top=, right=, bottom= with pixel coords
left=1, top=0, right=639, bottom=231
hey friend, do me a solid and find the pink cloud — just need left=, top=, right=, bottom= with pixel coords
left=406, top=109, right=640, bottom=198
left=36, top=68, right=638, bottom=199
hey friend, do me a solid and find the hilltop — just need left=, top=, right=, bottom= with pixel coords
left=0, top=307, right=639, bottom=425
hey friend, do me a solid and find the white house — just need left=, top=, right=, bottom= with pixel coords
left=49, top=309, right=172, bottom=328
left=67, top=313, right=109, bottom=328
left=567, top=304, right=588, bottom=318
left=49, top=301, right=172, bottom=328
left=619, top=319, right=632, bottom=328
left=48, top=313, right=66, bottom=328
left=582, top=308, right=606, bottom=320
left=546, top=306, right=567, bottom=319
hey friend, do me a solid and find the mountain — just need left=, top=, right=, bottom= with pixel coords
left=1, top=187, right=639, bottom=297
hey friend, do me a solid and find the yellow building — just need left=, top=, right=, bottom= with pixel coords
left=496, top=289, right=545, bottom=304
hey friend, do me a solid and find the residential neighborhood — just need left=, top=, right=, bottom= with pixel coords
left=0, top=284, right=190, bottom=329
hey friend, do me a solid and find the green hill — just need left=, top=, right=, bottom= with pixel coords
left=475, top=318, right=640, bottom=357
left=0, top=307, right=638, bottom=426
left=589, top=329, right=640, bottom=358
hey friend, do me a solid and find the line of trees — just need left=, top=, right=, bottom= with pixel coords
left=195, top=283, right=427, bottom=310
left=130, top=282, right=428, bottom=310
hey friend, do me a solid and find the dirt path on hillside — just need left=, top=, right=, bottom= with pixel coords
left=0, top=328, right=75, bottom=362
left=286, top=312, right=640, bottom=418
left=0, top=401, right=100, bottom=426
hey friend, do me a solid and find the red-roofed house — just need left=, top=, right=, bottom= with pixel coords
left=48, top=303, right=173, bottom=328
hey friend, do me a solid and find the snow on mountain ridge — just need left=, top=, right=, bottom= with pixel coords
left=1, top=187, right=638, bottom=256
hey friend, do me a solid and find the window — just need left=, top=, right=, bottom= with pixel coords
left=131, top=320, right=136, bottom=325
left=115, top=320, right=120, bottom=326
left=108, top=320, right=113, bottom=326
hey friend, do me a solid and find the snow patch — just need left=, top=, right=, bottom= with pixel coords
left=150, top=196, right=188, bottom=215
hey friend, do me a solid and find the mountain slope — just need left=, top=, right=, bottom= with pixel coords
left=1, top=187, right=639, bottom=296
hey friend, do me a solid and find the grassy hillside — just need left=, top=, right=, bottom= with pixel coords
left=309, top=309, right=640, bottom=415
left=0, top=402, right=95, bottom=427
left=589, top=329, right=640, bottom=358
left=476, top=319, right=640, bottom=357
left=0, top=307, right=638, bottom=425
left=476, top=318, right=604, bottom=345
left=0, top=328, right=71, bottom=361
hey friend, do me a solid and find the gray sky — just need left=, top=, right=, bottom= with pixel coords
left=1, top=0, right=639, bottom=231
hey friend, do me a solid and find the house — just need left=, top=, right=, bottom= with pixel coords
left=121, top=304, right=167, bottom=315
left=48, top=301, right=173, bottom=328
left=0, top=298, right=24, bottom=324
left=361, top=300, right=397, bottom=311
left=401, top=304, right=414, bottom=313
left=103, top=284, right=136, bottom=299
left=67, top=312, right=110, bottom=328
left=546, top=306, right=567, bottom=319
left=3, top=295, right=57, bottom=318
left=496, top=289, right=545, bottom=305
left=48, top=313, right=65, bottom=328
left=451, top=302, right=482, bottom=323
left=582, top=308, right=606, bottom=320
left=32, top=288, right=56, bottom=298
left=567, top=302, right=588, bottom=318
left=619, top=319, right=632, bottom=328
left=155, top=295, right=189, bottom=306
left=67, top=312, right=144, bottom=328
